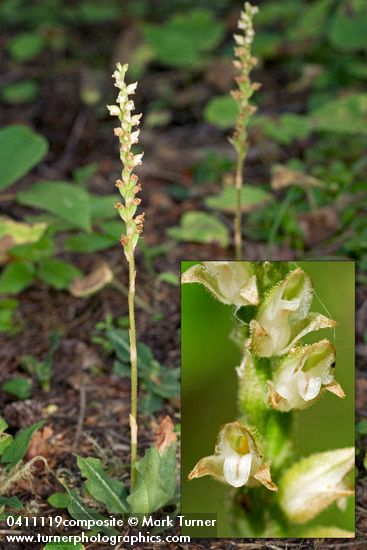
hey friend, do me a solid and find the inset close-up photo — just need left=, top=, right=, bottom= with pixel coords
left=182, top=261, right=355, bottom=538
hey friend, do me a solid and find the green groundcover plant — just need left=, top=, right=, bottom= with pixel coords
left=182, top=261, right=354, bottom=537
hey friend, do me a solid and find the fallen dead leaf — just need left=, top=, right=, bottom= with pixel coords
left=155, top=415, right=177, bottom=455
left=271, top=165, right=326, bottom=190
left=69, top=262, right=113, bottom=297
left=298, top=206, right=339, bottom=245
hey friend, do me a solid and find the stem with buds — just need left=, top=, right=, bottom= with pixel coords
left=108, top=63, right=144, bottom=489
left=230, top=2, right=260, bottom=260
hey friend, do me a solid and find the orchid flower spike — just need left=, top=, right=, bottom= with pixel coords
left=249, top=267, right=336, bottom=357
left=268, top=340, right=345, bottom=411
left=188, top=421, right=277, bottom=491
left=182, top=262, right=259, bottom=307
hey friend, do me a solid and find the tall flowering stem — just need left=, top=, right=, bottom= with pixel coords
left=108, top=63, right=144, bottom=489
left=230, top=3, right=260, bottom=260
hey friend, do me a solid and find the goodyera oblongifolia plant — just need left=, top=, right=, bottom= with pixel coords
left=183, top=262, right=354, bottom=537
left=231, top=3, right=260, bottom=261
left=108, top=63, right=143, bottom=489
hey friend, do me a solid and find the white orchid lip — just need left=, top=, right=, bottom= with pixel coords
left=224, top=452, right=252, bottom=487
left=268, top=340, right=345, bottom=412
left=182, top=261, right=259, bottom=307
left=188, top=421, right=277, bottom=491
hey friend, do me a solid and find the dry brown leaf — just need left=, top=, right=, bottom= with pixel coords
left=69, top=262, right=113, bottom=297
left=155, top=416, right=177, bottom=455
left=26, top=426, right=54, bottom=462
left=298, top=206, right=339, bottom=245
left=271, top=165, right=326, bottom=190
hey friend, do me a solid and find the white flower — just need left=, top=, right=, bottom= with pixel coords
left=126, top=82, right=138, bottom=95
left=182, top=261, right=258, bottom=307
left=188, top=421, right=277, bottom=491
left=130, top=130, right=140, bottom=144
left=107, top=105, right=120, bottom=116
left=249, top=267, right=336, bottom=357
left=279, top=447, right=354, bottom=523
left=234, top=34, right=245, bottom=45
left=130, top=114, right=142, bottom=126
left=133, top=153, right=144, bottom=166
left=268, top=340, right=345, bottom=411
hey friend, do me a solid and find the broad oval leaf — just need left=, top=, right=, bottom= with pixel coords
left=0, top=261, right=35, bottom=294
left=0, top=125, right=48, bottom=191
left=37, top=258, right=82, bottom=290
left=167, top=211, right=229, bottom=247
left=311, top=94, right=367, bottom=135
left=204, top=95, right=238, bottom=129
left=76, top=455, right=128, bottom=513
left=127, top=445, right=176, bottom=514
left=17, top=181, right=92, bottom=231
left=205, top=185, right=271, bottom=213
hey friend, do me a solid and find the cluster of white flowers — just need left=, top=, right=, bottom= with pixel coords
left=230, top=2, right=260, bottom=155
left=108, top=63, right=144, bottom=260
left=183, top=262, right=349, bottom=497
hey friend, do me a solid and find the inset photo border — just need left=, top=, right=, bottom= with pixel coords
left=181, top=261, right=355, bottom=538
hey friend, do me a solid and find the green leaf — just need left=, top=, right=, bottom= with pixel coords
left=255, top=114, right=312, bottom=145
left=2, top=377, right=32, bottom=400
left=0, top=125, right=48, bottom=191
left=329, top=6, right=367, bottom=51
left=167, top=211, right=229, bottom=247
left=0, top=80, right=40, bottom=104
left=17, top=181, right=92, bottom=231
left=76, top=455, right=128, bottom=514
left=99, top=220, right=123, bottom=240
left=205, top=185, right=271, bottom=213
left=37, top=258, right=82, bottom=290
left=1, top=420, right=44, bottom=467
left=311, top=94, right=367, bottom=134
left=0, top=496, right=23, bottom=510
left=61, top=483, right=118, bottom=536
left=144, top=9, right=224, bottom=68
left=0, top=261, right=35, bottom=294
left=10, top=235, right=55, bottom=262
left=47, top=492, right=70, bottom=509
left=0, top=418, right=12, bottom=456
left=0, top=300, right=18, bottom=335
left=90, top=194, right=118, bottom=220
left=127, top=445, right=176, bottom=513
left=65, top=233, right=115, bottom=253
left=157, top=272, right=179, bottom=286
left=8, top=32, right=45, bottom=62
left=204, top=95, right=238, bottom=129
left=44, top=543, right=85, bottom=550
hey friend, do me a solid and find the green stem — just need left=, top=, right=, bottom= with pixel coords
left=234, top=152, right=245, bottom=261
left=128, top=253, right=138, bottom=489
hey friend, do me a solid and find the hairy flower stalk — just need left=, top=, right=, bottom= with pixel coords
left=230, top=3, right=260, bottom=260
left=183, top=262, right=353, bottom=536
left=108, top=63, right=143, bottom=489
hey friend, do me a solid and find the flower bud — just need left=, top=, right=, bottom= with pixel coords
left=249, top=267, right=336, bottom=357
left=188, top=421, right=277, bottom=491
left=268, top=340, right=345, bottom=411
left=279, top=447, right=354, bottom=524
left=182, top=261, right=258, bottom=307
